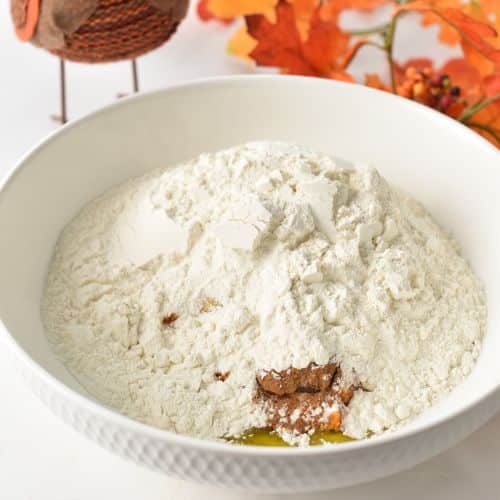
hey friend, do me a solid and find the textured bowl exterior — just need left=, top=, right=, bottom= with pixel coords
left=1, top=77, right=499, bottom=493
left=6, top=340, right=500, bottom=493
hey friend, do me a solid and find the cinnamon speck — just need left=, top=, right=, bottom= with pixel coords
left=162, top=313, right=178, bottom=326
left=215, top=371, right=230, bottom=382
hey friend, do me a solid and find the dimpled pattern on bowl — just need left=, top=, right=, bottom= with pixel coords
left=6, top=341, right=499, bottom=493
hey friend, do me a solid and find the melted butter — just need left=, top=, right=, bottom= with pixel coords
left=228, top=429, right=354, bottom=447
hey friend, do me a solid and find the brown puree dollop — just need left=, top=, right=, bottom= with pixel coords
left=255, top=362, right=359, bottom=435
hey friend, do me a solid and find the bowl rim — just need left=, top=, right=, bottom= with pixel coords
left=0, top=74, right=498, bottom=457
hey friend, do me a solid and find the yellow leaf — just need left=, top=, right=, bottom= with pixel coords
left=208, top=0, right=279, bottom=23
left=227, top=24, right=259, bottom=62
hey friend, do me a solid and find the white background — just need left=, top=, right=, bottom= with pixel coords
left=1, top=3, right=499, bottom=499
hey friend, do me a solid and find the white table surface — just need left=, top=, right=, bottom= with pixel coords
left=1, top=3, right=499, bottom=499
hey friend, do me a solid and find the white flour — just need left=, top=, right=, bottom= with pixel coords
left=42, top=142, right=486, bottom=444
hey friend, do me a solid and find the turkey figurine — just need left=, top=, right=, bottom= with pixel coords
left=10, top=0, right=189, bottom=122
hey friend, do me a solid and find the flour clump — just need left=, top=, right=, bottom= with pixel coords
left=42, top=142, right=486, bottom=445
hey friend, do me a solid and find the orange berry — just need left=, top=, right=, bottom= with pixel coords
left=413, top=82, right=425, bottom=97
left=405, top=67, right=417, bottom=78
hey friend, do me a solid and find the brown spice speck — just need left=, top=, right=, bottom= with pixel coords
left=162, top=313, right=178, bottom=326
left=215, top=371, right=230, bottom=382
left=339, top=387, right=354, bottom=405
left=200, top=297, right=220, bottom=313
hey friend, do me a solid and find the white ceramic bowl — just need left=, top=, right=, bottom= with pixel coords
left=0, top=76, right=499, bottom=493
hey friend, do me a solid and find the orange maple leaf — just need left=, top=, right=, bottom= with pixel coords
left=203, top=0, right=500, bottom=147
left=246, top=0, right=352, bottom=78
left=468, top=100, right=500, bottom=147
left=202, top=0, right=279, bottom=23
left=394, top=3, right=500, bottom=66
left=484, top=74, right=500, bottom=96
left=465, top=0, right=500, bottom=45
left=420, top=11, right=460, bottom=46
left=415, top=0, right=463, bottom=46
left=459, top=0, right=500, bottom=79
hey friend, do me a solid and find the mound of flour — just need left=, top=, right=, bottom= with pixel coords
left=42, top=142, right=486, bottom=443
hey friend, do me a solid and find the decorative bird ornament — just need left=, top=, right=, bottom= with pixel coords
left=11, top=0, right=189, bottom=122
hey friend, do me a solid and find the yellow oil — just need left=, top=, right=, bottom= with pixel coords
left=228, top=429, right=353, bottom=447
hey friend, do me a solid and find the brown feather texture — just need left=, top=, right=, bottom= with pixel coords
left=15, top=0, right=188, bottom=63
left=32, top=0, right=97, bottom=50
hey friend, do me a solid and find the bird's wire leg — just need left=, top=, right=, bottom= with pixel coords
left=60, top=58, right=67, bottom=123
left=132, top=59, right=139, bottom=93
left=117, top=59, right=140, bottom=98
left=51, top=58, right=67, bottom=124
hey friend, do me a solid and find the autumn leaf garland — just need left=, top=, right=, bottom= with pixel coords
left=198, top=0, right=500, bottom=148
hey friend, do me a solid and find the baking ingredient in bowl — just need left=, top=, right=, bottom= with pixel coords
left=42, top=142, right=486, bottom=445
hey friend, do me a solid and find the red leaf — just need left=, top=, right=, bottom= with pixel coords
left=246, top=0, right=350, bottom=77
left=303, top=10, right=350, bottom=75
left=247, top=2, right=312, bottom=74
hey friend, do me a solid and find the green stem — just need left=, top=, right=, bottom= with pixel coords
left=348, top=23, right=390, bottom=36
left=458, top=93, right=500, bottom=123
left=342, top=41, right=388, bottom=71
left=384, top=18, right=398, bottom=93
left=364, top=41, right=387, bottom=52
left=467, top=122, right=500, bottom=144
